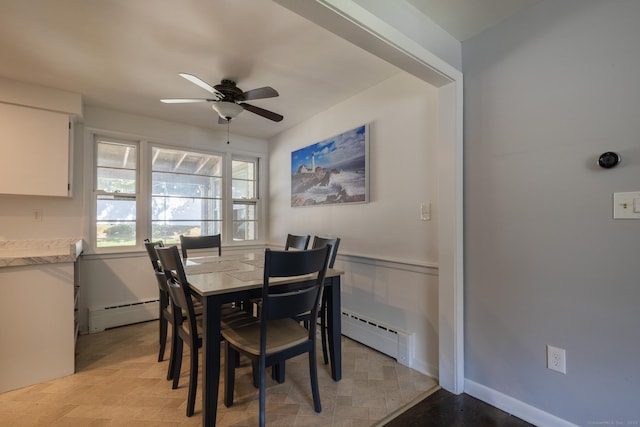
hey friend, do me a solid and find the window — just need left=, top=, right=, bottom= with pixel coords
left=151, top=147, right=223, bottom=244
left=95, top=138, right=138, bottom=248
left=232, top=158, right=258, bottom=241
left=92, top=135, right=261, bottom=250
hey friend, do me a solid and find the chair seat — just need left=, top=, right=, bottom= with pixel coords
left=183, top=307, right=258, bottom=336
left=222, top=318, right=308, bottom=356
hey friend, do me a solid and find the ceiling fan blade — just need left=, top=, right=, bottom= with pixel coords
left=179, top=73, right=223, bottom=97
left=240, top=103, right=284, bottom=122
left=160, top=98, right=216, bottom=103
left=243, top=86, right=279, bottom=101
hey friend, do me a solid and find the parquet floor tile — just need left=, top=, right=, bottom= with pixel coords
left=0, top=321, right=436, bottom=426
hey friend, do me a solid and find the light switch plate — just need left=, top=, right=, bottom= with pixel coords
left=420, top=202, right=431, bottom=221
left=613, top=192, right=640, bottom=219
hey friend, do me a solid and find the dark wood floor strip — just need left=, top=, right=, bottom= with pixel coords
left=382, top=388, right=535, bottom=427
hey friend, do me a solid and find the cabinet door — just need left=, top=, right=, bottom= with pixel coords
left=0, top=103, right=70, bottom=197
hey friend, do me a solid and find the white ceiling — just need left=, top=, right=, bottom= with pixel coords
left=0, top=0, right=537, bottom=139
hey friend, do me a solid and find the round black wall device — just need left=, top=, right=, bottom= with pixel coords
left=597, top=152, right=620, bottom=169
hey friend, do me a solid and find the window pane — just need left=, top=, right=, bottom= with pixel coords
left=232, top=179, right=254, bottom=199
left=151, top=220, right=221, bottom=244
left=153, top=148, right=222, bottom=176
left=152, top=147, right=224, bottom=243
left=96, top=196, right=136, bottom=247
left=233, top=220, right=255, bottom=241
left=152, top=197, right=222, bottom=221
left=233, top=203, right=255, bottom=221
left=97, top=142, right=137, bottom=169
left=232, top=160, right=254, bottom=180
left=97, top=221, right=136, bottom=247
left=153, top=172, right=222, bottom=198
left=97, top=168, right=136, bottom=193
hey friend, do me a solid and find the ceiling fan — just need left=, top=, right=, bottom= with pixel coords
left=161, top=73, right=284, bottom=123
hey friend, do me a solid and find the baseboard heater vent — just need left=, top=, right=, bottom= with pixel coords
left=341, top=309, right=414, bottom=367
left=89, top=298, right=159, bottom=333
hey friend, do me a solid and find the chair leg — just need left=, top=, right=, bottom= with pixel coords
left=224, top=342, right=236, bottom=407
left=252, top=360, right=259, bottom=388
left=186, top=341, right=198, bottom=417
left=320, top=298, right=329, bottom=365
left=158, top=314, right=168, bottom=362
left=166, top=322, right=178, bottom=380
left=309, top=346, right=322, bottom=413
left=272, top=362, right=285, bottom=383
left=172, top=338, right=183, bottom=390
left=259, top=355, right=267, bottom=427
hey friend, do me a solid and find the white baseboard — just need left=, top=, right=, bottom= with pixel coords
left=464, top=379, right=578, bottom=427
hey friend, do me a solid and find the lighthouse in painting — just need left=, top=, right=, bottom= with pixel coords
left=311, top=152, right=315, bottom=172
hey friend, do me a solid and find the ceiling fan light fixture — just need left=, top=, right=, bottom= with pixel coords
left=212, top=101, right=243, bottom=120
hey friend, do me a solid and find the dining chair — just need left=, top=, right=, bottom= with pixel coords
left=145, top=239, right=206, bottom=380
left=284, top=233, right=310, bottom=250
left=143, top=239, right=175, bottom=371
left=156, top=245, right=257, bottom=417
left=311, top=236, right=341, bottom=365
left=221, top=246, right=332, bottom=427
left=249, top=233, right=310, bottom=317
left=179, top=234, right=222, bottom=259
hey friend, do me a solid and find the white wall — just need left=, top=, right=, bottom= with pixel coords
left=463, top=1, right=640, bottom=425
left=269, top=72, right=441, bottom=375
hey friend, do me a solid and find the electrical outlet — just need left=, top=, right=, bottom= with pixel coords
left=547, top=345, right=566, bottom=374
left=32, top=209, right=43, bottom=222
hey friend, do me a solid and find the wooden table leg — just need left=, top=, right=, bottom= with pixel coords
left=201, top=296, right=222, bottom=427
left=326, top=276, right=342, bottom=381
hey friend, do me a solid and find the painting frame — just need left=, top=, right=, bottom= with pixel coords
left=291, top=124, right=369, bottom=207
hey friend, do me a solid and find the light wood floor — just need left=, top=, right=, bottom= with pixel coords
left=0, top=321, right=436, bottom=426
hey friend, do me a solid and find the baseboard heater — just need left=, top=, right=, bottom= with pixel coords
left=340, top=309, right=414, bottom=367
left=88, top=298, right=159, bottom=333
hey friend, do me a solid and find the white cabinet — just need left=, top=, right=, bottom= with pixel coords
left=0, top=263, right=76, bottom=392
left=0, top=239, right=82, bottom=393
left=0, top=103, right=72, bottom=197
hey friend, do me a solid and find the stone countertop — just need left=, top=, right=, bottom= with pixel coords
left=0, top=238, right=83, bottom=267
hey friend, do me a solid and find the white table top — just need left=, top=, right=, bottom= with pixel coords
left=185, top=251, right=342, bottom=297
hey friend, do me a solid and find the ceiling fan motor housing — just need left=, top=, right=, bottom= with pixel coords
left=214, top=79, right=245, bottom=102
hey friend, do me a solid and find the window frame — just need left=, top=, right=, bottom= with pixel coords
left=92, top=135, right=141, bottom=251
left=230, top=156, right=260, bottom=242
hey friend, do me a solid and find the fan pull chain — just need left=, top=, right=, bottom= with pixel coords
left=226, top=119, right=230, bottom=144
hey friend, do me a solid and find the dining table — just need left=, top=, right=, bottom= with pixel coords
left=184, top=249, right=344, bottom=427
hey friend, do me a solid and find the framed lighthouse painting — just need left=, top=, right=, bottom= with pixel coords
left=291, top=124, right=369, bottom=207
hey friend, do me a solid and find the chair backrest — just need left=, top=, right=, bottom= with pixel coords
left=179, top=234, right=222, bottom=259
left=311, top=236, right=341, bottom=268
left=144, top=239, right=164, bottom=272
left=144, top=239, right=170, bottom=293
left=260, top=246, right=331, bottom=323
left=156, top=246, right=198, bottom=329
left=284, top=233, right=310, bottom=251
